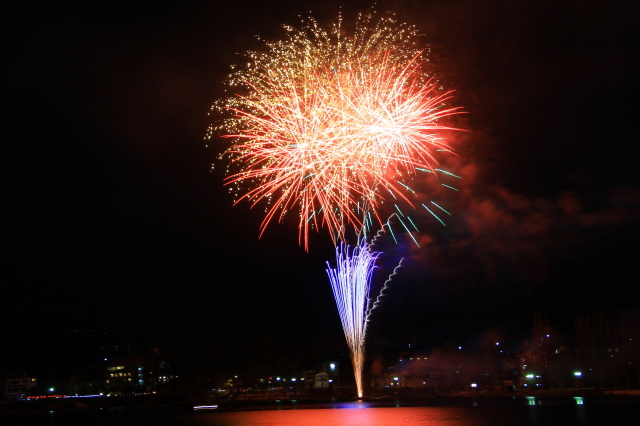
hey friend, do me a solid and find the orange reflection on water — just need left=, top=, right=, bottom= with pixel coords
left=206, top=407, right=477, bottom=426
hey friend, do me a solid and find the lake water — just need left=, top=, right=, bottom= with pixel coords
left=4, top=396, right=639, bottom=425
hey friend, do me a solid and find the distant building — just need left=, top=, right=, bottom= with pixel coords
left=105, top=355, right=150, bottom=395
left=3, top=377, right=37, bottom=400
left=105, top=352, right=175, bottom=395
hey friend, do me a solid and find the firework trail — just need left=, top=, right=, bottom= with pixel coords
left=210, top=11, right=462, bottom=249
left=368, top=221, right=405, bottom=315
left=325, top=217, right=405, bottom=398
left=326, top=237, right=401, bottom=398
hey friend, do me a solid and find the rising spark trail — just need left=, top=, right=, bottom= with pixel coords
left=326, top=238, right=386, bottom=398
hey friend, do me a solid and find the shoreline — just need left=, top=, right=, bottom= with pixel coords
left=2, top=388, right=639, bottom=415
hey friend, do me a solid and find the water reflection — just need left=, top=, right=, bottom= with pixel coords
left=13, top=396, right=636, bottom=425
left=334, top=399, right=373, bottom=409
left=180, top=396, right=640, bottom=426
left=183, top=399, right=612, bottom=426
left=193, top=407, right=484, bottom=425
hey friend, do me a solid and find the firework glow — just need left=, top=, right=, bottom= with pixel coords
left=326, top=237, right=403, bottom=398
left=210, top=11, right=463, bottom=249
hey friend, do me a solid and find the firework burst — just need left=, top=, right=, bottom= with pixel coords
left=209, top=11, right=462, bottom=249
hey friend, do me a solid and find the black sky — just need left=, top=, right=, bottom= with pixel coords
left=3, top=1, right=640, bottom=374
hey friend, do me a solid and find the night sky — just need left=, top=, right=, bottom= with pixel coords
left=3, top=1, right=640, bottom=375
